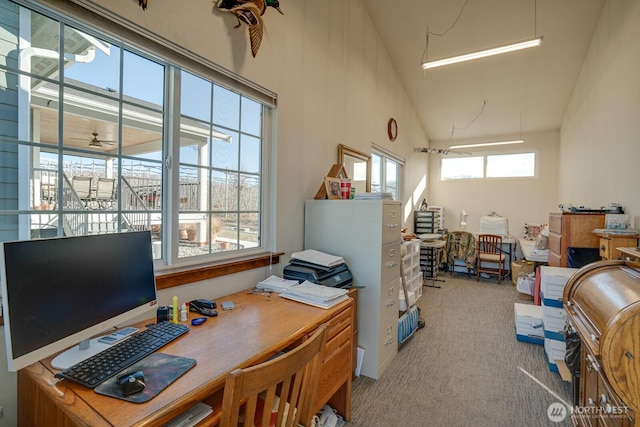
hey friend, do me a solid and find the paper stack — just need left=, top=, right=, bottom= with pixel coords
left=290, top=249, right=345, bottom=268
left=280, top=280, right=349, bottom=309
left=256, top=275, right=299, bottom=293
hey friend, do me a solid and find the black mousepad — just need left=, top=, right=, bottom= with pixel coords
left=94, top=353, right=196, bottom=403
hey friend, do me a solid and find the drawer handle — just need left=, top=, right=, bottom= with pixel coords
left=385, top=337, right=394, bottom=345
left=385, top=299, right=395, bottom=308
left=389, top=248, right=396, bottom=257
left=386, top=262, right=397, bottom=268
left=386, top=223, right=398, bottom=228
left=625, top=351, right=634, bottom=360
left=389, top=210, right=396, bottom=218
left=586, top=354, right=600, bottom=371
left=590, top=334, right=598, bottom=342
left=387, top=287, right=394, bottom=296
left=387, top=325, right=393, bottom=334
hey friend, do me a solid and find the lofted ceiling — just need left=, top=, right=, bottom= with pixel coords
left=361, top=0, right=607, bottom=145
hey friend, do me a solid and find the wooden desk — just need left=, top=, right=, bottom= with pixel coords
left=18, top=288, right=354, bottom=426
left=592, top=231, right=639, bottom=260
left=618, top=246, right=640, bottom=261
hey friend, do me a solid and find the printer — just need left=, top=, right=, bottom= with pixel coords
left=283, top=259, right=353, bottom=288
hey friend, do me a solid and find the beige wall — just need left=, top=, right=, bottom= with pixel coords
left=426, top=130, right=560, bottom=238
left=0, top=2, right=430, bottom=423
left=560, top=0, right=640, bottom=227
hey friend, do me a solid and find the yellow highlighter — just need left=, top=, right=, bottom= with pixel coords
left=172, top=296, right=179, bottom=324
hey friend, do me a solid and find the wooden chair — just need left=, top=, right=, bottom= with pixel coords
left=219, top=324, right=328, bottom=427
left=476, top=234, right=507, bottom=284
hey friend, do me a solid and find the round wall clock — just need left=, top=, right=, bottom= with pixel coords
left=387, top=118, right=398, bottom=141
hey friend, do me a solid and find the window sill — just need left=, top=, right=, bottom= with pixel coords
left=155, top=252, right=284, bottom=290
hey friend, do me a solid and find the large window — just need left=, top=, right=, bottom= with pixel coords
left=0, top=0, right=273, bottom=269
left=441, top=153, right=535, bottom=180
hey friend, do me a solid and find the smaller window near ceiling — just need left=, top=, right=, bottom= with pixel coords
left=441, top=156, right=484, bottom=180
left=371, top=149, right=403, bottom=200
left=486, top=153, right=535, bottom=178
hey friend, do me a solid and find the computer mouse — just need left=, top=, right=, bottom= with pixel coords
left=118, top=370, right=145, bottom=396
left=191, top=317, right=207, bottom=326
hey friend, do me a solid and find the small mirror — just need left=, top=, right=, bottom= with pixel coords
left=338, top=144, right=371, bottom=193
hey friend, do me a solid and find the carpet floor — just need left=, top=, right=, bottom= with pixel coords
left=347, top=274, right=573, bottom=427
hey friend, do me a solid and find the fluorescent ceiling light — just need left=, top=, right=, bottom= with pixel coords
left=449, top=140, right=524, bottom=149
left=422, top=37, right=543, bottom=70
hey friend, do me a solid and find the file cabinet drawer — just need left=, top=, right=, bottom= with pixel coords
left=381, top=242, right=400, bottom=285
left=380, top=278, right=399, bottom=322
left=382, top=204, right=401, bottom=244
left=377, top=316, right=398, bottom=364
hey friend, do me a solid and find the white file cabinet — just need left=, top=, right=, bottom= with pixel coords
left=304, top=199, right=401, bottom=379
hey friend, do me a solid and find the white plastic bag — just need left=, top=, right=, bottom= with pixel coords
left=516, top=273, right=536, bottom=295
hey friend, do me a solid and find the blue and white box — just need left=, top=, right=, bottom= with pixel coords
left=544, top=337, right=567, bottom=373
left=543, top=305, right=568, bottom=341
left=514, top=303, right=544, bottom=345
left=540, top=266, right=578, bottom=308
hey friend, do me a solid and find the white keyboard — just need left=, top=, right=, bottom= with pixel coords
left=163, top=402, right=212, bottom=427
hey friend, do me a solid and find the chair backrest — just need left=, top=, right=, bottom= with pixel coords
left=220, top=324, right=328, bottom=427
left=95, top=177, right=116, bottom=200
left=478, top=234, right=503, bottom=255
left=72, top=176, right=92, bottom=199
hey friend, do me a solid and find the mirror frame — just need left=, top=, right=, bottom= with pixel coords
left=338, top=144, right=371, bottom=192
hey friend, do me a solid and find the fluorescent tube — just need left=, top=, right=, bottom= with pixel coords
left=422, top=37, right=543, bottom=70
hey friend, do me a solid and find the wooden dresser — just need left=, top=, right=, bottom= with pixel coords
left=564, top=260, right=640, bottom=426
left=548, top=212, right=605, bottom=267
left=305, top=199, right=401, bottom=380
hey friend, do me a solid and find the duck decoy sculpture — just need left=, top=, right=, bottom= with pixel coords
left=216, top=0, right=284, bottom=57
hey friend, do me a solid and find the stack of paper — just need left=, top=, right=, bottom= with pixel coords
left=280, top=280, right=349, bottom=309
left=256, top=275, right=299, bottom=293
left=290, top=249, right=344, bottom=268
left=353, top=192, right=393, bottom=200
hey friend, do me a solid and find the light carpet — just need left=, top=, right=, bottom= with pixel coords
left=347, top=275, right=572, bottom=427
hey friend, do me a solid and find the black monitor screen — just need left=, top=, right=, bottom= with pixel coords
left=1, top=231, right=157, bottom=371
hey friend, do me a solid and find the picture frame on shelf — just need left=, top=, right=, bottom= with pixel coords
left=324, top=177, right=342, bottom=200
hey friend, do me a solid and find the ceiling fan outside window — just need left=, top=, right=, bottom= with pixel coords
left=71, top=132, right=116, bottom=148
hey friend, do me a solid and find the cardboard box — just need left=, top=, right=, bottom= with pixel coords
left=544, top=338, right=567, bottom=373
left=514, top=303, right=544, bottom=345
left=543, top=305, right=568, bottom=341
left=540, top=266, right=578, bottom=307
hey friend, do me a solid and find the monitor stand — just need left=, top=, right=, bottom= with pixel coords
left=51, top=338, right=111, bottom=370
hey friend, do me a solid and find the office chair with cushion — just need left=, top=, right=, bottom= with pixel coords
left=476, top=234, right=507, bottom=284
left=220, top=324, right=328, bottom=427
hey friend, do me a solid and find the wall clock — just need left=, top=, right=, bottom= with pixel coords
left=387, top=118, right=398, bottom=141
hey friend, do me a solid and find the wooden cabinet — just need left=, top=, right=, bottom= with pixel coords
left=305, top=200, right=401, bottom=380
left=593, top=232, right=639, bottom=260
left=548, top=212, right=604, bottom=267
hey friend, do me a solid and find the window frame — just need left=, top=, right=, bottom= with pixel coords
left=440, top=150, right=537, bottom=181
left=3, top=0, right=279, bottom=285
left=371, top=144, right=404, bottom=200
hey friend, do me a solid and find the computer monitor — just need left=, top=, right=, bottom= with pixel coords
left=0, top=231, right=157, bottom=371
